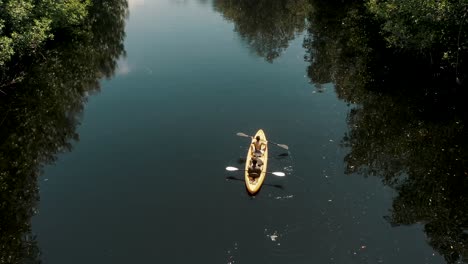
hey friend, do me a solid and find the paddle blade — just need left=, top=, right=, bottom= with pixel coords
left=236, top=132, right=250, bottom=138
left=226, top=166, right=239, bottom=171
left=272, top=172, right=286, bottom=177
left=277, top=144, right=289, bottom=150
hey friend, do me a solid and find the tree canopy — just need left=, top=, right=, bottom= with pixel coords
left=0, top=0, right=93, bottom=66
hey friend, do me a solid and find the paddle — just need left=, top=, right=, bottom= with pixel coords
left=236, top=132, right=289, bottom=150
left=226, top=166, right=286, bottom=177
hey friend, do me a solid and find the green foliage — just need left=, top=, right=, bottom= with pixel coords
left=0, top=36, right=14, bottom=66
left=0, top=0, right=91, bottom=66
left=366, top=0, right=468, bottom=60
left=52, top=0, right=91, bottom=27
left=11, top=18, right=53, bottom=53
left=4, top=0, right=35, bottom=29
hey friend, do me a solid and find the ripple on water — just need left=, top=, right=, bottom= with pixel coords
left=275, top=194, right=294, bottom=200
left=225, top=241, right=238, bottom=264
left=263, top=225, right=306, bottom=261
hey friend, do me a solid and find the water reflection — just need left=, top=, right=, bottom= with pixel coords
left=0, top=1, right=128, bottom=262
left=304, top=1, right=468, bottom=263
left=213, top=0, right=311, bottom=62
left=129, top=0, right=145, bottom=10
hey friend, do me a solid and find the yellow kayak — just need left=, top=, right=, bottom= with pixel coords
left=244, top=129, right=268, bottom=195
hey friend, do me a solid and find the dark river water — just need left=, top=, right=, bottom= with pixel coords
left=1, top=0, right=462, bottom=263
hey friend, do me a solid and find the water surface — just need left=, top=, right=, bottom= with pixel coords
left=28, top=1, right=453, bottom=263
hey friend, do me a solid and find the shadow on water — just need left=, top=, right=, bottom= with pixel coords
left=305, top=0, right=468, bottom=263
left=237, top=157, right=246, bottom=164
left=226, top=176, right=285, bottom=191
left=0, top=0, right=128, bottom=262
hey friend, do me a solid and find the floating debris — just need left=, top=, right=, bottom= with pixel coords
left=270, top=234, right=278, bottom=241
left=275, top=195, right=294, bottom=200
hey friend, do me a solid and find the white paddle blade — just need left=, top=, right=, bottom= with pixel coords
left=272, top=172, right=286, bottom=177
left=277, top=144, right=289, bottom=150
left=226, top=166, right=239, bottom=171
left=236, top=132, right=250, bottom=137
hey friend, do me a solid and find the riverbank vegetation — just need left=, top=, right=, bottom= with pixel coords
left=0, top=1, right=127, bottom=263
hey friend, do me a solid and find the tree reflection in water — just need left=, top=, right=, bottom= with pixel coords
left=0, top=1, right=128, bottom=263
left=304, top=1, right=468, bottom=263
left=213, top=0, right=311, bottom=62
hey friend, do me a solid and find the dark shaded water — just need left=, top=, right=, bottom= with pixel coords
left=2, top=0, right=468, bottom=263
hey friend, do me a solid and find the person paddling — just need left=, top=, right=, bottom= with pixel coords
left=251, top=136, right=266, bottom=157
left=248, top=157, right=263, bottom=177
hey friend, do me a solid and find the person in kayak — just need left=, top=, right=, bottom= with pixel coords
left=248, top=157, right=263, bottom=177
left=251, top=136, right=266, bottom=157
